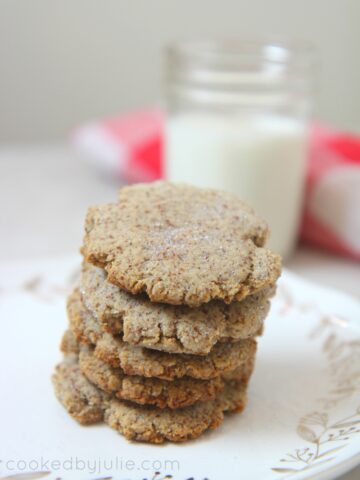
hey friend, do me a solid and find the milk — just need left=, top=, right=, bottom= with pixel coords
left=166, top=113, right=307, bottom=258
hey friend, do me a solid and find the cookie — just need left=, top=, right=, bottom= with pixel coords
left=67, top=288, right=101, bottom=345
left=82, top=182, right=281, bottom=306
left=95, top=333, right=256, bottom=381
left=67, top=290, right=257, bottom=381
left=80, top=263, right=272, bottom=355
left=78, top=344, right=252, bottom=409
left=105, top=380, right=247, bottom=443
left=60, top=328, right=80, bottom=355
left=52, top=357, right=108, bottom=425
left=53, top=359, right=247, bottom=443
left=60, top=331, right=253, bottom=409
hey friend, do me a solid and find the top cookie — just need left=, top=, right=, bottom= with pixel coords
left=82, top=182, right=281, bottom=307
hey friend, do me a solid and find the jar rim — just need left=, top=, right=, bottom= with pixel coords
left=166, top=38, right=316, bottom=69
left=165, top=39, right=315, bottom=112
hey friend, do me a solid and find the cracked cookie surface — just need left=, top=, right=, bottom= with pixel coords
left=53, top=359, right=247, bottom=443
left=67, top=290, right=257, bottom=381
left=80, top=263, right=272, bottom=355
left=81, top=182, right=281, bottom=306
left=94, top=333, right=256, bottom=381
left=78, top=344, right=252, bottom=409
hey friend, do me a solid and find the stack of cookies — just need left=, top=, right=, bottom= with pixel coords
left=53, top=182, right=281, bottom=443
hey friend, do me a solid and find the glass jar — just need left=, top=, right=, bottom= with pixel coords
left=164, top=40, right=314, bottom=259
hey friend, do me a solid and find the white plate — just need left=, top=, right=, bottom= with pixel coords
left=0, top=256, right=359, bottom=480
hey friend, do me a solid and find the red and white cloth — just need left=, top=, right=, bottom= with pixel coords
left=73, top=110, right=164, bottom=183
left=73, top=111, right=360, bottom=260
left=301, top=124, right=360, bottom=260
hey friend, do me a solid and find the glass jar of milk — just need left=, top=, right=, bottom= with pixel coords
left=164, top=41, right=314, bottom=259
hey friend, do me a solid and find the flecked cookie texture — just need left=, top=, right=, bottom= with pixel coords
left=67, top=290, right=257, bottom=381
left=105, top=380, right=247, bottom=443
left=82, top=182, right=281, bottom=307
left=80, top=263, right=272, bottom=355
left=78, top=344, right=252, bottom=409
left=67, top=288, right=101, bottom=346
left=53, top=359, right=247, bottom=443
left=61, top=330, right=253, bottom=409
left=96, top=333, right=256, bottom=382
left=60, top=328, right=79, bottom=355
left=52, top=357, right=108, bottom=425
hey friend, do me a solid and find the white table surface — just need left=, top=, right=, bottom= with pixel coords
left=1, top=145, right=359, bottom=479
